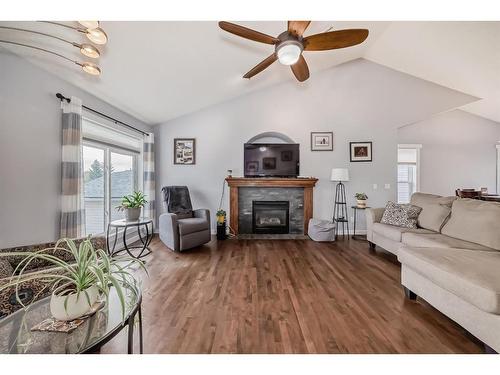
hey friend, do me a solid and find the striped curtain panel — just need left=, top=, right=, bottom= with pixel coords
left=143, top=133, right=156, bottom=225
left=60, top=96, right=85, bottom=238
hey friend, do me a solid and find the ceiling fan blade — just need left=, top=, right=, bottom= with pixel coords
left=219, top=21, right=279, bottom=45
left=288, top=21, right=311, bottom=37
left=290, top=55, right=310, bottom=82
left=243, top=53, right=278, bottom=79
left=304, top=29, right=369, bottom=51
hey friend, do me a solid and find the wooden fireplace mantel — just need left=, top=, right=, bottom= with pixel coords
left=225, top=177, right=318, bottom=235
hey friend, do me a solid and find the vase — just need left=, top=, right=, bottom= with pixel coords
left=125, top=207, right=141, bottom=221
left=357, top=199, right=367, bottom=208
left=50, top=285, right=99, bottom=321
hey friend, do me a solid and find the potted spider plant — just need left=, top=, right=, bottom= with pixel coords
left=0, top=238, right=146, bottom=321
left=355, top=192, right=368, bottom=208
left=116, top=191, right=147, bottom=221
left=216, top=209, right=226, bottom=224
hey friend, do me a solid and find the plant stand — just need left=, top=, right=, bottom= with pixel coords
left=217, top=222, right=227, bottom=240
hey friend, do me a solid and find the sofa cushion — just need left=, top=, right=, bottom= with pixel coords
left=0, top=259, right=13, bottom=279
left=401, top=232, right=494, bottom=251
left=372, top=222, right=434, bottom=242
left=441, top=199, right=500, bottom=250
left=178, top=217, right=209, bottom=236
left=398, top=246, right=500, bottom=314
left=380, top=201, right=422, bottom=229
left=410, top=193, right=456, bottom=232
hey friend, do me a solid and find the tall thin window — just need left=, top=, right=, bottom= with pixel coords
left=497, top=145, right=500, bottom=194
left=82, top=115, right=142, bottom=235
left=397, top=144, right=422, bottom=203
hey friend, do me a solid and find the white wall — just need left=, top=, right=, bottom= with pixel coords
left=154, top=59, right=476, bottom=231
left=0, top=53, right=150, bottom=248
left=398, top=109, right=500, bottom=196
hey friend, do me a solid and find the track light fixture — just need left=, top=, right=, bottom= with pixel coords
left=0, top=26, right=101, bottom=59
left=0, top=39, right=101, bottom=76
left=78, top=21, right=100, bottom=29
left=41, top=21, right=108, bottom=45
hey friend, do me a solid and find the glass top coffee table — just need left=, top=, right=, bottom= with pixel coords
left=0, top=285, right=143, bottom=354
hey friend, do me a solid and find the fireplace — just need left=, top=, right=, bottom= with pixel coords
left=252, top=201, right=290, bottom=234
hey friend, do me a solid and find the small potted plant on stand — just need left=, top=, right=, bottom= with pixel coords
left=0, top=238, right=146, bottom=321
left=117, top=191, right=147, bottom=221
left=355, top=193, right=368, bottom=208
left=216, top=209, right=227, bottom=240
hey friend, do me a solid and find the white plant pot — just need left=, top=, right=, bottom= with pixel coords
left=50, top=285, right=99, bottom=321
left=125, top=207, right=141, bottom=221
left=357, top=199, right=367, bottom=208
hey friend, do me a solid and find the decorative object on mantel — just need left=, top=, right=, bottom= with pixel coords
left=174, top=138, right=196, bottom=165
left=331, top=168, right=350, bottom=237
left=116, top=191, right=148, bottom=221
left=355, top=192, right=368, bottom=208
left=311, top=132, right=333, bottom=151
left=0, top=238, right=145, bottom=322
left=350, top=141, right=373, bottom=162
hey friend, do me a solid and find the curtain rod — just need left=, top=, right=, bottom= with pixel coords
left=56, top=93, right=149, bottom=136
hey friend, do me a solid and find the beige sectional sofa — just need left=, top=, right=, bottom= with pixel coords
left=366, top=193, right=500, bottom=353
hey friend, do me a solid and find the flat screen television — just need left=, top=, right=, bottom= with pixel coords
left=244, top=143, right=300, bottom=177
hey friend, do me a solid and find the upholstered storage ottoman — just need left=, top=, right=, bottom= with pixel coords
left=308, top=218, right=336, bottom=242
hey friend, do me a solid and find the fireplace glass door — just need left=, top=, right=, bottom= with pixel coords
left=252, top=201, right=290, bottom=234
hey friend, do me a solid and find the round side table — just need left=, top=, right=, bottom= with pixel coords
left=351, top=206, right=370, bottom=240
left=107, top=218, right=153, bottom=259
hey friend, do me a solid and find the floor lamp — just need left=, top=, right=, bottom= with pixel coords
left=331, top=168, right=350, bottom=237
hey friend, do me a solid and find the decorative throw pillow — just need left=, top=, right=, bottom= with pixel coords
left=380, top=201, right=422, bottom=229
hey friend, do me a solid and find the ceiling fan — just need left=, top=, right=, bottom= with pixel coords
left=218, top=21, right=369, bottom=82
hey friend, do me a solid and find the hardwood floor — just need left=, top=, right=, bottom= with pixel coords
left=102, top=236, right=482, bottom=354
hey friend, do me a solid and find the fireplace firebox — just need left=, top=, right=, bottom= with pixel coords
left=252, top=201, right=290, bottom=234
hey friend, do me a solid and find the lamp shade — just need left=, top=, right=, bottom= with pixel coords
left=330, top=168, right=349, bottom=182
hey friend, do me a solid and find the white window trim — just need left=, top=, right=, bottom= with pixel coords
left=398, top=144, right=422, bottom=192
left=496, top=144, right=500, bottom=194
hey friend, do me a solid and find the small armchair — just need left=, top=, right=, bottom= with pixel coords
left=159, top=186, right=211, bottom=252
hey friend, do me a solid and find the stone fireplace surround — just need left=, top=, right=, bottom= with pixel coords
left=225, top=177, right=318, bottom=236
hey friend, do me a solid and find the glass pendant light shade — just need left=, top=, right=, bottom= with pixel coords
left=79, top=43, right=100, bottom=59
left=276, top=41, right=303, bottom=66
left=85, top=27, right=108, bottom=45
left=81, top=62, right=101, bottom=75
left=78, top=21, right=99, bottom=29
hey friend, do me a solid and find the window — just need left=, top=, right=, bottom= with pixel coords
left=397, top=144, right=422, bottom=203
left=82, top=115, right=142, bottom=235
left=497, top=145, right=500, bottom=194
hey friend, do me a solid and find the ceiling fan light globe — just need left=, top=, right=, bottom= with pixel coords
left=85, top=27, right=108, bottom=45
left=80, top=44, right=100, bottom=59
left=277, top=43, right=302, bottom=66
left=81, top=62, right=101, bottom=75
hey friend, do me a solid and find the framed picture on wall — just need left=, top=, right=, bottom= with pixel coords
left=174, top=138, right=196, bottom=165
left=311, top=132, right=333, bottom=151
left=350, top=141, right=372, bottom=162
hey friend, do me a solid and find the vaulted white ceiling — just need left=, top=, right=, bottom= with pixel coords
left=365, top=21, right=500, bottom=123
left=0, top=21, right=498, bottom=125
left=0, top=21, right=390, bottom=124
